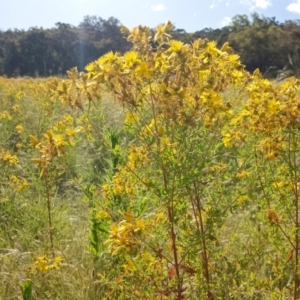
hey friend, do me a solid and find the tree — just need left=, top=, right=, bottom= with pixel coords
left=78, top=16, right=130, bottom=63
left=280, top=20, right=300, bottom=78
left=18, top=28, right=55, bottom=76
left=228, top=14, right=287, bottom=73
left=52, top=23, right=81, bottom=73
left=3, top=40, right=22, bottom=77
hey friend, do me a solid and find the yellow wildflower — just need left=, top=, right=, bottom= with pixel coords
left=16, top=142, right=23, bottom=149
left=135, top=62, right=150, bottom=79
left=16, top=91, right=24, bottom=99
left=124, top=112, right=138, bottom=125
left=2, top=151, right=19, bottom=165
left=50, top=256, right=64, bottom=269
left=34, top=255, right=49, bottom=272
left=168, top=40, right=184, bottom=53
left=95, top=209, right=110, bottom=220
left=237, top=195, right=249, bottom=204
left=236, top=171, right=250, bottom=178
left=15, top=124, right=24, bottom=134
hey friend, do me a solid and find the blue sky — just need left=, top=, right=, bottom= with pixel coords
left=1, top=0, right=300, bottom=32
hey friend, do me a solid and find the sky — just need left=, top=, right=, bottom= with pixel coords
left=1, top=0, right=300, bottom=32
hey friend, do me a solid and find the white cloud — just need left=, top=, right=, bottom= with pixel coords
left=151, top=4, right=165, bottom=12
left=253, top=0, right=272, bottom=9
left=221, top=17, right=232, bottom=26
left=287, top=0, right=300, bottom=14
left=212, top=0, right=271, bottom=9
left=209, top=0, right=224, bottom=9
left=238, top=0, right=252, bottom=5
left=239, top=0, right=271, bottom=9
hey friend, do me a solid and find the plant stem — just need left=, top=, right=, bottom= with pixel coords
left=193, top=181, right=214, bottom=300
left=44, top=170, right=54, bottom=257
left=292, top=134, right=299, bottom=300
left=149, top=80, right=184, bottom=299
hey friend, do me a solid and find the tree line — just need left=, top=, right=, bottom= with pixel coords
left=0, top=16, right=131, bottom=77
left=1, top=13, right=300, bottom=78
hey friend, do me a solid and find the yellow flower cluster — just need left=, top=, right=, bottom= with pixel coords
left=25, top=254, right=64, bottom=276
left=105, top=211, right=147, bottom=255
left=127, top=145, right=149, bottom=169
left=56, top=22, right=248, bottom=131
left=0, top=148, right=19, bottom=166
left=210, top=163, right=228, bottom=172
left=0, top=110, right=12, bottom=120
left=15, top=124, right=24, bottom=134
left=30, top=117, right=82, bottom=174
left=111, top=172, right=134, bottom=196
left=223, top=73, right=300, bottom=158
left=10, top=175, right=29, bottom=192
left=124, top=111, right=139, bottom=125
left=236, top=170, right=251, bottom=178
left=30, top=130, right=67, bottom=174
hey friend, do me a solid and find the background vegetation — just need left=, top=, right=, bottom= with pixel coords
left=1, top=13, right=300, bottom=78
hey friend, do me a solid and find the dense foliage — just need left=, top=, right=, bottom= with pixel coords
left=2, top=21, right=300, bottom=299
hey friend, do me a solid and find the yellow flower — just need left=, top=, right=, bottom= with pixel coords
left=29, top=135, right=39, bottom=148
left=228, top=54, right=240, bottom=63
left=199, top=70, right=210, bottom=81
left=66, top=128, right=76, bottom=137
left=16, top=91, right=24, bottom=99
left=18, top=178, right=29, bottom=191
left=98, top=51, right=117, bottom=64
left=51, top=256, right=64, bottom=269
left=135, top=62, right=150, bottom=79
left=237, top=195, right=249, bottom=204
left=267, top=99, right=280, bottom=115
left=223, top=133, right=232, bottom=148
left=10, top=175, right=19, bottom=184
left=124, top=112, right=138, bottom=125
left=33, top=254, right=63, bottom=272
left=265, top=151, right=278, bottom=160
left=206, top=41, right=222, bottom=56
left=124, top=51, right=139, bottom=67
left=63, top=114, right=73, bottom=124
left=105, top=213, right=147, bottom=255
left=232, top=70, right=244, bottom=82
left=85, top=62, right=96, bottom=73
left=53, top=134, right=66, bottom=147
left=102, top=184, right=110, bottom=199
left=2, top=151, right=19, bottom=165
left=34, top=255, right=49, bottom=272
left=0, top=111, right=12, bottom=120
left=168, top=40, right=184, bottom=53
left=210, top=163, right=228, bottom=171
left=16, top=142, right=23, bottom=149
left=112, top=176, right=126, bottom=195
left=15, top=124, right=24, bottom=134
left=236, top=171, right=250, bottom=178
left=95, top=209, right=110, bottom=220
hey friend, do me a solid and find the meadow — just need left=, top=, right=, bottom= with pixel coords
left=1, top=22, right=300, bottom=299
